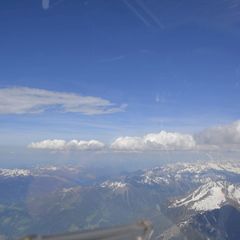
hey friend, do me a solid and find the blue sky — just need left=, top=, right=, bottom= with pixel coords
left=1, top=0, right=240, bottom=150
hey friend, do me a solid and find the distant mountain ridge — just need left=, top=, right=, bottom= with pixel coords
left=0, top=162, right=240, bottom=239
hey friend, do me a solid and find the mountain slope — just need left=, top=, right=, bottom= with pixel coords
left=181, top=205, right=240, bottom=240
left=1, top=162, right=240, bottom=239
left=171, top=180, right=240, bottom=212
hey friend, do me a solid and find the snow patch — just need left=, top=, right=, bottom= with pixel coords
left=100, top=181, right=127, bottom=191
left=172, top=180, right=240, bottom=211
left=0, top=168, right=31, bottom=177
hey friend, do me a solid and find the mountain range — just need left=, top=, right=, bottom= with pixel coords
left=1, top=161, right=240, bottom=240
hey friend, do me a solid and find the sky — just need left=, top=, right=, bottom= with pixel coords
left=1, top=0, right=240, bottom=166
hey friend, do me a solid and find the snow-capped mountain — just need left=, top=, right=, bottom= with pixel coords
left=132, top=161, right=240, bottom=189
left=1, top=162, right=240, bottom=240
left=171, top=180, right=240, bottom=211
left=100, top=180, right=128, bottom=190
left=0, top=168, right=31, bottom=177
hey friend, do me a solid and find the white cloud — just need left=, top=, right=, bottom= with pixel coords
left=28, top=139, right=105, bottom=151
left=195, top=120, right=240, bottom=149
left=0, top=87, right=126, bottom=115
left=144, top=132, right=196, bottom=150
left=28, top=121, right=240, bottom=152
left=29, top=140, right=66, bottom=150
left=111, top=131, right=196, bottom=151
left=66, top=140, right=105, bottom=150
left=111, top=136, right=144, bottom=151
left=28, top=132, right=196, bottom=152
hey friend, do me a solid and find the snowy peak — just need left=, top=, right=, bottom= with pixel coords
left=166, top=162, right=240, bottom=176
left=137, top=161, right=240, bottom=188
left=139, top=169, right=170, bottom=185
left=100, top=180, right=128, bottom=191
left=172, top=180, right=240, bottom=212
left=172, top=181, right=226, bottom=211
left=0, top=168, right=31, bottom=177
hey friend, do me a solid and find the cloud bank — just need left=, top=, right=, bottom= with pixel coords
left=28, top=139, right=105, bottom=151
left=29, top=132, right=196, bottom=152
left=195, top=120, right=240, bottom=149
left=111, top=131, right=196, bottom=151
left=28, top=121, right=240, bottom=152
left=0, top=87, right=126, bottom=115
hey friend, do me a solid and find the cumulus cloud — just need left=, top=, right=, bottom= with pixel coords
left=195, top=120, right=240, bottom=149
left=66, top=140, right=105, bottom=150
left=28, top=139, right=105, bottom=151
left=111, top=136, right=144, bottom=151
left=28, top=132, right=196, bottom=152
left=29, top=140, right=66, bottom=150
left=111, top=122, right=240, bottom=151
left=0, top=87, right=126, bottom=115
left=111, top=131, right=196, bottom=151
left=28, top=121, right=240, bottom=152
